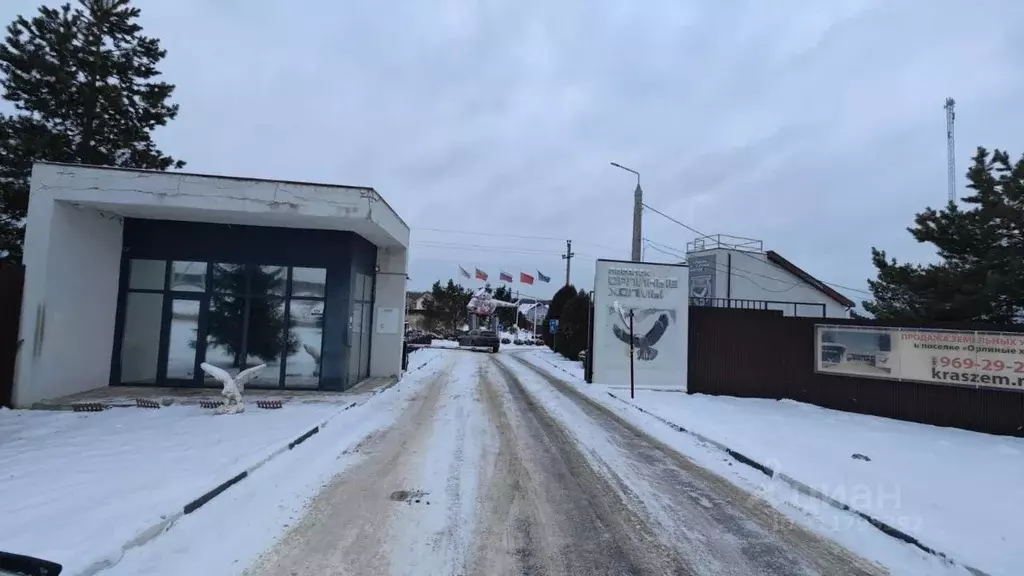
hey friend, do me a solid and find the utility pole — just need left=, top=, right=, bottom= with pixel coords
left=562, top=239, right=574, bottom=286
left=611, top=162, right=642, bottom=261
left=945, top=97, right=956, bottom=203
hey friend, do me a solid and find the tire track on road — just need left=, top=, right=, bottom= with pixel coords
left=244, top=358, right=455, bottom=576
left=470, top=355, right=695, bottom=575
left=501, top=352, right=887, bottom=576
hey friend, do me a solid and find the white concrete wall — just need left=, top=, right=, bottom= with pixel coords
left=15, top=162, right=412, bottom=398
left=14, top=199, right=123, bottom=406
left=689, top=248, right=849, bottom=318
left=370, top=246, right=408, bottom=377
left=30, top=162, right=409, bottom=249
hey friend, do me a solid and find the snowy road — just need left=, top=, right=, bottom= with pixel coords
left=244, top=350, right=884, bottom=576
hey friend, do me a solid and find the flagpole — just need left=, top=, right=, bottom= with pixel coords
left=515, top=289, right=519, bottom=333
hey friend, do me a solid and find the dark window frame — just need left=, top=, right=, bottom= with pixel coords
left=115, top=259, right=328, bottom=389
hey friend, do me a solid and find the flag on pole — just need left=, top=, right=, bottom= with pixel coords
left=475, top=268, right=488, bottom=281
left=520, top=272, right=534, bottom=285
left=537, top=270, right=551, bottom=283
left=458, top=265, right=471, bottom=279
left=500, top=270, right=513, bottom=282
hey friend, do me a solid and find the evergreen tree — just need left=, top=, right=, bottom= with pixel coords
left=492, top=284, right=517, bottom=328
left=555, top=290, right=592, bottom=360
left=206, top=265, right=297, bottom=367
left=424, top=279, right=471, bottom=334
left=542, top=284, right=577, bottom=349
left=864, top=147, right=1024, bottom=323
left=0, top=0, right=184, bottom=260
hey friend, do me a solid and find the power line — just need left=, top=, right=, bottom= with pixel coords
left=642, top=231, right=873, bottom=298
left=412, top=239, right=596, bottom=259
left=412, top=226, right=619, bottom=252
left=641, top=203, right=705, bottom=237
left=644, top=239, right=799, bottom=294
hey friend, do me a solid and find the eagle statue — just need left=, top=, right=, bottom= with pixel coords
left=200, top=362, right=267, bottom=414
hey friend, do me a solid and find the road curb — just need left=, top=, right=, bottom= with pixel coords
left=79, top=354, right=444, bottom=576
left=602, top=391, right=990, bottom=576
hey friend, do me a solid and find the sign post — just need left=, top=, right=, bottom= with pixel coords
left=628, top=309, right=635, bottom=399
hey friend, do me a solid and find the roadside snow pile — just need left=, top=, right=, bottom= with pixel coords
left=0, top=403, right=338, bottom=575
left=498, top=330, right=540, bottom=347
left=518, top=348, right=1024, bottom=576
left=406, top=345, right=444, bottom=370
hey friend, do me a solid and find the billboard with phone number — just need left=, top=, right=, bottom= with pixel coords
left=815, top=324, right=1024, bottom=392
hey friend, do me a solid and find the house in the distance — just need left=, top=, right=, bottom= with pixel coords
left=405, top=291, right=432, bottom=331
left=685, top=234, right=854, bottom=318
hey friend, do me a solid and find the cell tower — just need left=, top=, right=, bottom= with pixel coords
left=945, top=97, right=956, bottom=203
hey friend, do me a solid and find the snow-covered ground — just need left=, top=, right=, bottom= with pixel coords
left=0, top=345, right=441, bottom=576
left=0, top=403, right=339, bottom=574
left=517, top=348, right=1022, bottom=576
left=104, top=352, right=459, bottom=576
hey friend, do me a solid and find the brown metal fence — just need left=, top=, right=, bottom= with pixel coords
left=688, top=306, right=1024, bottom=437
left=0, top=262, right=24, bottom=408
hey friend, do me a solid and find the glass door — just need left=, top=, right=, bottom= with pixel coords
left=164, top=297, right=204, bottom=384
left=348, top=302, right=363, bottom=387
left=358, top=300, right=372, bottom=379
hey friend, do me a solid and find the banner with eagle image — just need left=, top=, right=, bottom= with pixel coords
left=591, top=259, right=689, bottom=389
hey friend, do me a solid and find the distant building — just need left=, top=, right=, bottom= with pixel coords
left=685, top=234, right=854, bottom=318
left=405, top=291, right=432, bottom=331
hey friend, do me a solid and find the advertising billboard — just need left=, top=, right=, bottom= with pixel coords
left=687, top=254, right=716, bottom=306
left=816, top=324, right=1024, bottom=392
left=592, top=260, right=689, bottom=388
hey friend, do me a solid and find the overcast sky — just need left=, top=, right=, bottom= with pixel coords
left=5, top=0, right=1024, bottom=303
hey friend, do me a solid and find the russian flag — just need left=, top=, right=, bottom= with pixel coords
left=500, top=270, right=513, bottom=282
left=475, top=268, right=488, bottom=281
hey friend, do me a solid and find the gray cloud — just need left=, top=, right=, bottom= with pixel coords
left=4, top=0, right=1024, bottom=302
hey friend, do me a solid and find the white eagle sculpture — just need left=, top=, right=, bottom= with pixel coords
left=199, top=362, right=267, bottom=414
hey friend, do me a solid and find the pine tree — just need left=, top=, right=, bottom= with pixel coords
left=864, top=147, right=1024, bottom=323
left=543, top=284, right=577, bottom=349
left=424, top=279, right=471, bottom=334
left=555, top=291, right=592, bottom=360
left=206, top=265, right=248, bottom=366
left=207, top=265, right=298, bottom=367
left=492, top=284, right=517, bottom=328
left=0, top=0, right=184, bottom=260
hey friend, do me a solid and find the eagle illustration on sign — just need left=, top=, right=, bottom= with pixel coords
left=609, top=303, right=675, bottom=361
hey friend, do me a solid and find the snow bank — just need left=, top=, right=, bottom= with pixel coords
left=406, top=345, right=444, bottom=370
left=619, top=392, right=1024, bottom=576
left=515, top=349, right=1019, bottom=576
left=0, top=403, right=339, bottom=574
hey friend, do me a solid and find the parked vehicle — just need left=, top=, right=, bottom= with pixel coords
left=459, top=329, right=500, bottom=353
left=405, top=330, right=434, bottom=346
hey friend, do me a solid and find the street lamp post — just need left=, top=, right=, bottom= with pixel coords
left=610, top=162, right=642, bottom=262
